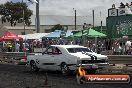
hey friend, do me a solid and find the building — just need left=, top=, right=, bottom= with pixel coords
left=0, top=15, right=103, bottom=37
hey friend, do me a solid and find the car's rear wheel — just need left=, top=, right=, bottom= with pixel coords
left=60, top=63, right=70, bottom=76
left=30, top=60, right=39, bottom=72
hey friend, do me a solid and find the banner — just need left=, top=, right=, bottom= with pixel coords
left=77, top=75, right=130, bottom=84
left=118, top=7, right=132, bottom=16
left=108, top=8, right=118, bottom=16
left=130, top=6, right=132, bottom=12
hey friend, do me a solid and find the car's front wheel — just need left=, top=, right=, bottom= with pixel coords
left=60, top=63, right=70, bottom=76
left=30, top=60, right=39, bottom=72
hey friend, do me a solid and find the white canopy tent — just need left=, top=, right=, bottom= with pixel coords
left=18, top=33, right=50, bottom=41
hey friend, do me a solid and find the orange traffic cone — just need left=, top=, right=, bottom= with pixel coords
left=44, top=73, right=48, bottom=86
left=24, top=48, right=27, bottom=62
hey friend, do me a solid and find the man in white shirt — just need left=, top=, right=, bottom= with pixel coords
left=125, top=40, right=131, bottom=54
left=15, top=43, right=20, bottom=52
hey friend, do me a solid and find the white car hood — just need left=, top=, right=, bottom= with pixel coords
left=70, top=52, right=107, bottom=60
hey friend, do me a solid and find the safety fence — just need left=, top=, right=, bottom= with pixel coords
left=34, top=48, right=46, bottom=53
left=0, top=52, right=26, bottom=59
left=0, top=52, right=132, bottom=65
left=107, top=55, right=132, bottom=65
left=0, top=52, right=34, bottom=65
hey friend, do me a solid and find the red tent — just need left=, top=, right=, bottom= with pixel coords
left=0, top=32, right=23, bottom=41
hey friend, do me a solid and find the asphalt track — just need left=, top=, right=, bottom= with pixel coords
left=0, top=63, right=132, bottom=88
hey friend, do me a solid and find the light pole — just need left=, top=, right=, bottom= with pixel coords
left=92, top=10, right=94, bottom=28
left=22, top=0, right=26, bottom=35
left=82, top=23, right=87, bottom=46
left=23, top=0, right=39, bottom=33
left=73, top=8, right=76, bottom=30
left=100, top=21, right=102, bottom=32
left=28, top=0, right=40, bottom=33
left=100, top=11, right=102, bottom=32
left=36, top=0, right=40, bottom=33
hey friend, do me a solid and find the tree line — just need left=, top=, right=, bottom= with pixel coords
left=0, top=1, right=32, bottom=26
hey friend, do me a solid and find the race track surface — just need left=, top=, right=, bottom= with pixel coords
left=0, top=63, right=132, bottom=88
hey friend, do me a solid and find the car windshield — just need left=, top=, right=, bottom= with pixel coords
left=67, top=47, right=93, bottom=53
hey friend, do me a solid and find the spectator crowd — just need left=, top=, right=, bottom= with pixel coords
left=0, top=38, right=132, bottom=55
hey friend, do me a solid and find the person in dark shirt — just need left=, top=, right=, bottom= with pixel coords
left=131, top=2, right=132, bottom=6
left=125, top=3, right=129, bottom=8
left=120, top=2, right=125, bottom=8
left=112, top=4, right=115, bottom=8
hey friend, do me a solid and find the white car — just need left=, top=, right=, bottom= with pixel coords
left=26, top=45, right=109, bottom=75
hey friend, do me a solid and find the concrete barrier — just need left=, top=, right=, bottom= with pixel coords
left=107, top=55, right=132, bottom=65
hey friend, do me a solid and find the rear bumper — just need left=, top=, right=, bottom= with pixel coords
left=69, top=63, right=109, bottom=70
left=81, top=63, right=109, bottom=69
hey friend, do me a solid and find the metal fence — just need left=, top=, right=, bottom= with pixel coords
left=0, top=51, right=132, bottom=65
left=0, top=52, right=29, bottom=64
left=107, top=55, right=132, bottom=65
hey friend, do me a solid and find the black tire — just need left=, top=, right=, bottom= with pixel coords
left=76, top=73, right=86, bottom=84
left=60, top=63, right=70, bottom=76
left=79, top=76, right=86, bottom=84
left=30, top=61, right=39, bottom=72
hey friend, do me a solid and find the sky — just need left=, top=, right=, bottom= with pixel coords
left=0, top=0, right=131, bottom=16
left=0, top=0, right=131, bottom=25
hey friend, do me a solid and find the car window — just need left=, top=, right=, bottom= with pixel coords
left=52, top=47, right=62, bottom=54
left=67, top=48, right=92, bottom=53
left=43, top=46, right=62, bottom=55
left=47, top=48, right=52, bottom=53
left=43, top=47, right=53, bottom=55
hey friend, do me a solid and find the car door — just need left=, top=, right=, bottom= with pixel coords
left=39, top=46, right=57, bottom=70
left=49, top=47, right=64, bottom=71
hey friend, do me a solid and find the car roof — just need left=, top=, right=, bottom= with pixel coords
left=50, top=45, right=86, bottom=49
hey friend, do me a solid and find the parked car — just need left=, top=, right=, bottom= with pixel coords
left=26, top=45, right=109, bottom=75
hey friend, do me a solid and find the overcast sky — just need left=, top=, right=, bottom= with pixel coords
left=0, top=0, right=131, bottom=25
left=0, top=0, right=131, bottom=16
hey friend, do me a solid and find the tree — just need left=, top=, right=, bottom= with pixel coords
left=0, top=1, right=33, bottom=26
left=51, top=24, right=63, bottom=32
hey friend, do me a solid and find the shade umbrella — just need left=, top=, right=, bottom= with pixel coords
left=45, top=30, right=61, bottom=38
left=88, top=28, right=106, bottom=37
left=73, top=28, right=107, bottom=52
left=73, top=31, right=82, bottom=37
left=73, top=28, right=106, bottom=37
left=45, top=30, right=73, bottom=38
left=0, top=32, right=23, bottom=41
left=18, top=33, right=50, bottom=40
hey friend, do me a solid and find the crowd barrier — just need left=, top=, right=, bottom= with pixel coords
left=107, top=55, right=132, bottom=65
left=34, top=48, right=46, bottom=53
left=0, top=52, right=25, bottom=60
left=0, top=51, right=132, bottom=65
left=0, top=52, right=35, bottom=64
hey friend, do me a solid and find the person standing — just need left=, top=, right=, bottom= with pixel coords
left=7, top=42, right=13, bottom=52
left=113, top=41, right=122, bottom=55
left=125, top=40, right=131, bottom=54
left=15, top=42, right=20, bottom=52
